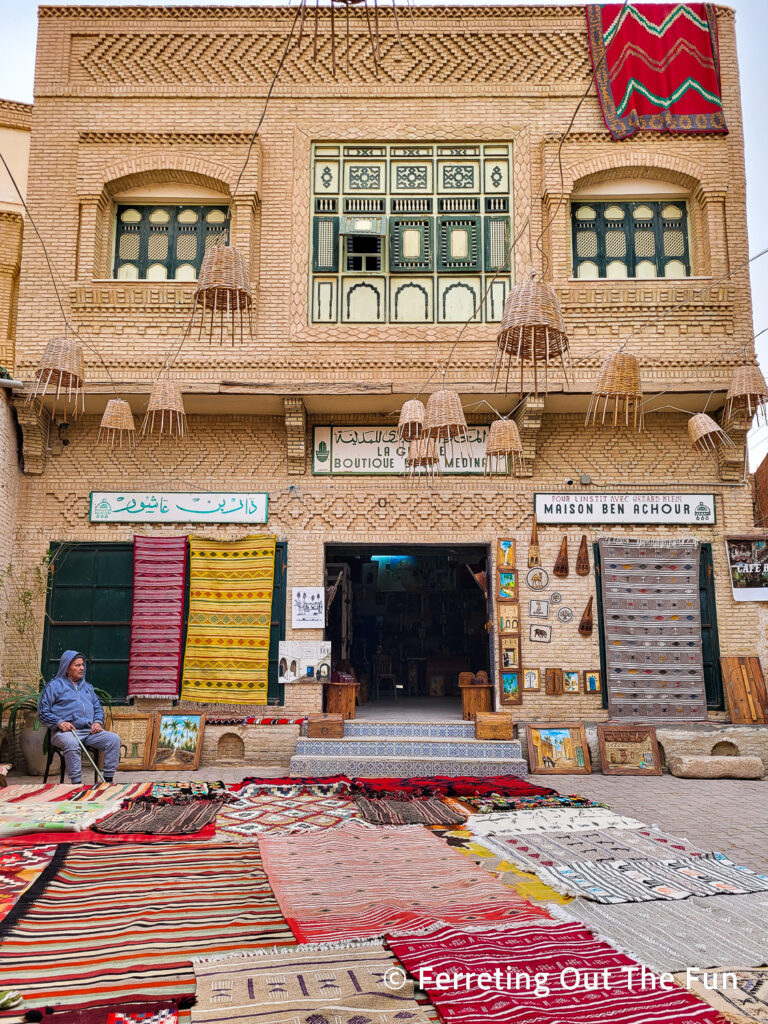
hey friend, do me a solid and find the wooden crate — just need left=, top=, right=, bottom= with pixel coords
left=475, top=712, right=514, bottom=740
left=306, top=713, right=344, bottom=739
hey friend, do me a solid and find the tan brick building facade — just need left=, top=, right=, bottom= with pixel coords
left=3, top=4, right=764, bottom=728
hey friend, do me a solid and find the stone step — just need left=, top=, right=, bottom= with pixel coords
left=289, top=753, right=528, bottom=779
left=342, top=720, right=476, bottom=739
left=295, top=737, right=523, bottom=759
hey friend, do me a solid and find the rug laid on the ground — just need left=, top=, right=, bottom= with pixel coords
left=477, top=826, right=708, bottom=872
left=598, top=537, right=708, bottom=719
left=466, top=807, right=646, bottom=837
left=6, top=1002, right=183, bottom=1023
left=258, top=819, right=550, bottom=942
left=558, top=890, right=768, bottom=972
left=461, top=792, right=605, bottom=814
left=533, top=852, right=768, bottom=903
left=0, top=846, right=55, bottom=921
left=389, top=920, right=724, bottom=1024
left=180, top=535, right=276, bottom=705
left=91, top=800, right=221, bottom=836
left=127, top=535, right=188, bottom=698
left=354, top=795, right=467, bottom=827
left=674, top=968, right=768, bottom=1024
left=0, top=840, right=294, bottom=1010
left=586, top=3, right=727, bottom=140
left=190, top=942, right=433, bottom=1024
left=0, top=783, right=151, bottom=804
left=0, top=800, right=118, bottom=839
left=216, top=790, right=359, bottom=840
left=431, top=827, right=573, bottom=907
left=351, top=776, right=556, bottom=799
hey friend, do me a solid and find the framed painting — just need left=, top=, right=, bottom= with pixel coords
left=106, top=709, right=155, bottom=771
left=497, top=538, right=516, bottom=569
left=583, top=669, right=602, bottom=694
left=500, top=670, right=522, bottom=706
left=529, top=623, right=552, bottom=644
left=149, top=712, right=206, bottom=771
left=498, top=603, right=520, bottom=636
left=527, top=723, right=591, bottom=774
left=597, top=724, right=662, bottom=776
left=499, top=636, right=521, bottom=671
left=563, top=670, right=580, bottom=693
left=544, top=667, right=563, bottom=695
left=529, top=598, right=549, bottom=619
left=498, top=570, right=517, bottom=602
left=523, top=667, right=541, bottom=691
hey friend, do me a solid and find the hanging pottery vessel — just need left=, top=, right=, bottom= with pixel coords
left=528, top=517, right=541, bottom=568
left=575, top=535, right=590, bottom=576
left=578, top=596, right=594, bottom=637
left=553, top=536, right=569, bottom=578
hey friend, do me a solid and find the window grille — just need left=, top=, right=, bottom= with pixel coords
left=113, top=205, right=228, bottom=281
left=571, top=201, right=690, bottom=279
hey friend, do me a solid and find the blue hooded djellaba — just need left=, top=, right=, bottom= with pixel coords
left=38, top=650, right=105, bottom=730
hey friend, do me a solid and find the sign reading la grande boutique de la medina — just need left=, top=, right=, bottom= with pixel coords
left=89, top=492, right=268, bottom=524
left=312, top=425, right=489, bottom=475
left=534, top=492, right=716, bottom=526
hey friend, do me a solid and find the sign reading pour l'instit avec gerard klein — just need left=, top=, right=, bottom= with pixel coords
left=534, top=493, right=716, bottom=525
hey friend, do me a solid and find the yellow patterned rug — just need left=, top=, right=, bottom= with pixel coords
left=181, top=535, right=276, bottom=704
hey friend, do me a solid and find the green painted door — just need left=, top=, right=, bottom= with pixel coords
left=42, top=542, right=133, bottom=700
left=268, top=542, right=287, bottom=705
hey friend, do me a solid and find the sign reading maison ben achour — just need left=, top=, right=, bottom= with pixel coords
left=90, top=492, right=268, bottom=524
left=535, top=492, right=716, bottom=525
left=313, top=425, right=488, bottom=475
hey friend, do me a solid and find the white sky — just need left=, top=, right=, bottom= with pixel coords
left=0, top=0, right=766, bottom=464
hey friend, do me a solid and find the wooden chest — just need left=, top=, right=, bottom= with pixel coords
left=475, top=712, right=514, bottom=740
left=306, top=713, right=344, bottom=739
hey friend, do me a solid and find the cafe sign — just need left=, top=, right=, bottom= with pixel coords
left=90, top=491, right=268, bottom=524
left=725, top=537, right=768, bottom=601
left=534, top=492, right=716, bottom=525
left=312, top=425, right=489, bottom=475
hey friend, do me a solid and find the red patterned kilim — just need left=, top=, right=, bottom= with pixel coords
left=127, top=536, right=187, bottom=698
left=587, top=4, right=727, bottom=139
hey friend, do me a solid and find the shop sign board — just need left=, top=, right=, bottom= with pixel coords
left=90, top=491, right=268, bottom=524
left=534, top=492, right=716, bottom=525
left=725, top=537, right=768, bottom=601
left=312, top=425, right=489, bottom=475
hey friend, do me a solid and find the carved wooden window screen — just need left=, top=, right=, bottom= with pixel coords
left=571, top=200, right=690, bottom=280
left=113, top=205, right=229, bottom=281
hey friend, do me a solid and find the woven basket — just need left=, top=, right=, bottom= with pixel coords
left=406, top=436, right=439, bottom=467
left=98, top=398, right=136, bottom=449
left=586, top=351, right=644, bottom=430
left=141, top=378, right=187, bottom=439
left=397, top=399, right=425, bottom=442
left=688, top=412, right=733, bottom=455
left=495, top=280, right=569, bottom=394
left=485, top=419, right=523, bottom=476
left=30, top=337, right=85, bottom=412
left=423, top=389, right=467, bottom=441
left=194, top=246, right=252, bottom=311
left=725, top=364, right=768, bottom=422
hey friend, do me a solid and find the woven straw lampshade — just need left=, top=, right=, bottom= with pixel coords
left=98, top=398, right=136, bottom=449
left=495, top=280, right=570, bottom=395
left=688, top=412, right=734, bottom=455
left=29, top=337, right=85, bottom=414
left=586, top=352, right=644, bottom=431
left=397, top=399, right=425, bottom=442
left=725, top=364, right=768, bottom=425
left=423, top=389, right=468, bottom=440
left=405, top=436, right=440, bottom=479
left=193, top=245, right=253, bottom=343
left=484, top=418, right=523, bottom=476
left=141, top=378, right=187, bottom=440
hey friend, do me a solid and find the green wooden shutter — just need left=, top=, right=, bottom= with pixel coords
left=312, top=216, right=340, bottom=273
left=437, top=216, right=481, bottom=272
left=484, top=216, right=510, bottom=272
left=268, top=542, right=288, bottom=705
left=699, top=543, right=724, bottom=710
left=389, top=217, right=433, bottom=272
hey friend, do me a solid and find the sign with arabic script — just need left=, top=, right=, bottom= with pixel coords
left=312, top=425, right=489, bottom=475
left=89, top=492, right=268, bottom=524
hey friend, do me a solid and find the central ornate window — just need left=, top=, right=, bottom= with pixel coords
left=310, top=142, right=513, bottom=325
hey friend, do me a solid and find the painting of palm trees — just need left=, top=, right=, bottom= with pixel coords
left=150, top=713, right=206, bottom=770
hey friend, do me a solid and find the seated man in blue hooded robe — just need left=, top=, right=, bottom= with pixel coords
left=38, top=650, right=121, bottom=784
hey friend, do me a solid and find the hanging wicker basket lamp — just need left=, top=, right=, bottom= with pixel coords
left=688, top=412, right=733, bottom=456
left=141, top=378, right=188, bottom=440
left=405, top=436, right=439, bottom=480
left=192, top=245, right=253, bottom=344
left=495, top=279, right=570, bottom=396
left=586, top=351, right=644, bottom=431
left=397, top=399, right=425, bottom=442
left=484, top=418, right=523, bottom=476
left=98, top=398, right=136, bottom=449
left=725, top=363, right=768, bottom=426
left=29, top=337, right=85, bottom=414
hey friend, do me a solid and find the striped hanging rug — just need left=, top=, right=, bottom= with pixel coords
left=599, top=538, right=707, bottom=720
left=127, top=536, right=188, bottom=698
left=181, top=535, right=275, bottom=705
left=586, top=3, right=727, bottom=139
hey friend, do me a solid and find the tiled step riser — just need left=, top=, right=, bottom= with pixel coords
left=290, top=755, right=528, bottom=779
left=342, top=721, right=477, bottom=739
left=295, top=738, right=523, bottom=759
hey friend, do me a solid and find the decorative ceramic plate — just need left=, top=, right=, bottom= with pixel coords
left=525, top=567, right=549, bottom=591
left=557, top=606, right=574, bottom=623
